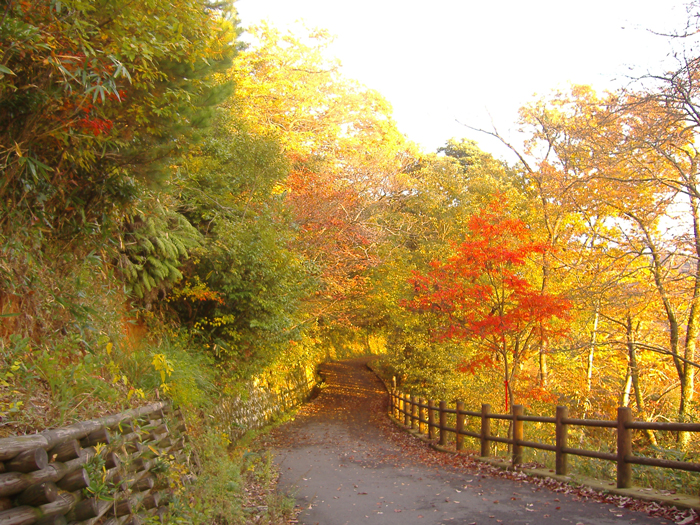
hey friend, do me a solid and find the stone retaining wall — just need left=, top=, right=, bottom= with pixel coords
left=213, top=367, right=318, bottom=443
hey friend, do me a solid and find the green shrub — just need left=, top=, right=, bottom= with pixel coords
left=165, top=423, right=295, bottom=524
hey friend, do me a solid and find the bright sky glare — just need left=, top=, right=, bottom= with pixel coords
left=235, top=0, right=691, bottom=161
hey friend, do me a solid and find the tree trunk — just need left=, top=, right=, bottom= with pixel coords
left=583, top=305, right=599, bottom=422
left=621, top=371, right=632, bottom=408
left=626, top=315, right=644, bottom=413
left=626, top=314, right=657, bottom=446
left=634, top=216, right=686, bottom=444
left=538, top=343, right=548, bottom=388
left=679, top=189, right=700, bottom=446
left=503, top=351, right=512, bottom=412
left=587, top=308, right=598, bottom=394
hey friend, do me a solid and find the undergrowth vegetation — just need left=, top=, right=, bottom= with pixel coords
left=168, top=423, right=297, bottom=525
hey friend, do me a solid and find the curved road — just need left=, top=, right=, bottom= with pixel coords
left=263, top=357, right=670, bottom=525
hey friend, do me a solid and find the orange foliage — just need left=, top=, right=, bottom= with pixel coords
left=404, top=201, right=571, bottom=407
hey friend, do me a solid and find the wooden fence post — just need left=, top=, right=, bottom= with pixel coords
left=455, top=401, right=465, bottom=451
left=418, top=398, right=426, bottom=434
left=439, top=401, right=447, bottom=446
left=403, top=394, right=410, bottom=427
left=555, top=406, right=568, bottom=475
left=512, top=404, right=524, bottom=467
left=480, top=404, right=491, bottom=457
left=428, top=400, right=436, bottom=440
left=418, top=397, right=426, bottom=434
left=617, top=407, right=633, bottom=489
left=411, top=395, right=418, bottom=430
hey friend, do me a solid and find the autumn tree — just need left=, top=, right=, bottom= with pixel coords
left=0, top=0, right=249, bottom=423
left=403, top=203, right=571, bottom=409
left=226, top=23, right=416, bottom=334
left=0, top=0, right=242, bottom=349
left=636, top=45, right=700, bottom=431
left=0, top=0, right=238, bottom=234
left=360, top=140, right=530, bottom=401
left=516, top=81, right=700, bottom=439
left=161, top=109, right=315, bottom=380
left=511, top=87, right=643, bottom=415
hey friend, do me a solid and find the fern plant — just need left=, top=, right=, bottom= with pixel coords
left=116, top=199, right=201, bottom=299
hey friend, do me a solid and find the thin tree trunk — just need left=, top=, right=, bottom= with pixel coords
left=502, top=349, right=513, bottom=452
left=626, top=315, right=644, bottom=412
left=578, top=305, right=599, bottom=447
left=586, top=307, right=599, bottom=398
left=679, top=189, right=700, bottom=446
left=631, top=215, right=685, bottom=444
left=621, top=371, right=632, bottom=408
left=539, top=343, right=548, bottom=388
left=503, top=350, right=512, bottom=412
left=626, top=314, right=657, bottom=446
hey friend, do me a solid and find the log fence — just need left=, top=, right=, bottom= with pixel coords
left=390, top=390, right=700, bottom=496
left=0, top=402, right=189, bottom=525
left=0, top=366, right=319, bottom=525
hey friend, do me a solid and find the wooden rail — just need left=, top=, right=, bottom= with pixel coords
left=389, top=390, right=700, bottom=495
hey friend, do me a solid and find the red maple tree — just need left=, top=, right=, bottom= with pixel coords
left=403, top=202, right=571, bottom=410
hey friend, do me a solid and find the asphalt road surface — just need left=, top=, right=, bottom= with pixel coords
left=263, top=357, right=671, bottom=525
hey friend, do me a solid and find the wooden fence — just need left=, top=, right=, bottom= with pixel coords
left=390, top=390, right=700, bottom=496
left=0, top=402, right=188, bottom=525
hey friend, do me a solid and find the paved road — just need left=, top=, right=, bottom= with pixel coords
left=263, top=357, right=670, bottom=525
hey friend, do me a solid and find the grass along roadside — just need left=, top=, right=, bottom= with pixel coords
left=169, top=410, right=302, bottom=524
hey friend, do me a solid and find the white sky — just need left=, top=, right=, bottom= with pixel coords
left=235, top=0, right=691, bottom=162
